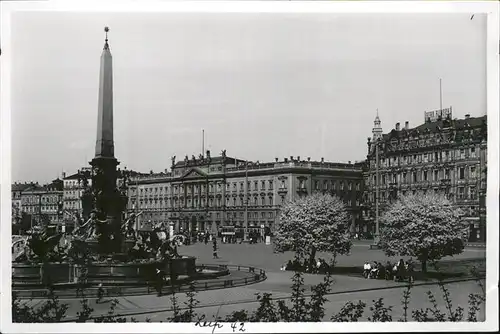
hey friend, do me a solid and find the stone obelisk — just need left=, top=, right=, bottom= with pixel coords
left=95, top=26, right=115, bottom=160
left=90, top=27, right=124, bottom=254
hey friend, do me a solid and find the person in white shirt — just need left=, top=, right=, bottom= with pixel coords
left=363, top=262, right=371, bottom=278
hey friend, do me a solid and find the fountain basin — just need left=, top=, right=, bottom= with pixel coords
left=12, top=256, right=197, bottom=286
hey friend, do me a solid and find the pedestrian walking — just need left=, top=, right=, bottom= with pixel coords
left=76, top=284, right=83, bottom=298
left=395, top=259, right=406, bottom=282
left=212, top=239, right=219, bottom=259
left=96, top=283, right=104, bottom=304
left=406, top=259, right=415, bottom=283
left=384, top=261, right=393, bottom=280
left=156, top=267, right=165, bottom=296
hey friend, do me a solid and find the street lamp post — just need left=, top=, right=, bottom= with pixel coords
left=244, top=160, right=249, bottom=242
left=58, top=200, right=63, bottom=232
left=373, top=138, right=381, bottom=246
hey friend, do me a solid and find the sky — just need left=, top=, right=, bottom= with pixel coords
left=10, top=12, right=486, bottom=184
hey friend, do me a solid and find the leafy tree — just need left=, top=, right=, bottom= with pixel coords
left=379, top=193, right=468, bottom=273
left=274, top=192, right=352, bottom=268
left=331, top=301, right=366, bottom=322
left=12, top=290, right=68, bottom=323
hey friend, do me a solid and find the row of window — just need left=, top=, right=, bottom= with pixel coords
left=133, top=179, right=362, bottom=196
left=134, top=192, right=360, bottom=210
left=136, top=210, right=274, bottom=221
left=371, top=185, right=479, bottom=201
left=134, top=195, right=276, bottom=209
left=134, top=180, right=276, bottom=196
left=371, top=165, right=479, bottom=185
left=22, top=206, right=60, bottom=213
left=22, top=196, right=61, bottom=204
left=64, top=190, right=83, bottom=197
left=373, top=147, right=480, bottom=168
left=139, top=220, right=274, bottom=228
left=64, top=202, right=81, bottom=209
left=309, top=180, right=361, bottom=191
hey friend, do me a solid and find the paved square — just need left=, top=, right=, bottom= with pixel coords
left=40, top=241, right=485, bottom=322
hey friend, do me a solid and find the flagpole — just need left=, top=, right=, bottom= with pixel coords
left=439, top=78, right=443, bottom=111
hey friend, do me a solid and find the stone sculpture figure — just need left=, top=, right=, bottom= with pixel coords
left=121, top=211, right=142, bottom=240
left=74, top=211, right=108, bottom=240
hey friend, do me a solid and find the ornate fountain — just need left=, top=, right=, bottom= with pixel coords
left=12, top=27, right=197, bottom=291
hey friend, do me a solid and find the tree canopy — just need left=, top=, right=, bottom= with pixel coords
left=274, top=192, right=352, bottom=264
left=379, top=192, right=468, bottom=271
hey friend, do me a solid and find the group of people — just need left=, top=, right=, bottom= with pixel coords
left=363, top=259, right=415, bottom=283
left=281, top=258, right=331, bottom=274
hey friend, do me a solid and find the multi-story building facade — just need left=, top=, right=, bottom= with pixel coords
left=62, top=168, right=92, bottom=231
left=363, top=108, right=487, bottom=241
left=11, top=182, right=36, bottom=225
left=19, top=179, right=64, bottom=229
left=127, top=151, right=364, bottom=239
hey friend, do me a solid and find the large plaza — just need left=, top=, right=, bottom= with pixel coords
left=20, top=241, right=485, bottom=322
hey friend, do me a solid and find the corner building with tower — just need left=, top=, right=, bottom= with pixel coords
left=363, top=108, right=487, bottom=242
left=127, top=153, right=365, bottom=239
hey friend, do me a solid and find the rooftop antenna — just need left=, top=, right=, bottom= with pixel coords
left=439, top=78, right=443, bottom=112
left=202, top=129, right=205, bottom=158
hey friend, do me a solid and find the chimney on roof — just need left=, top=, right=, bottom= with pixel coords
left=284, top=158, right=288, bottom=163
left=62, top=172, right=66, bottom=179
left=321, top=157, right=324, bottom=163
left=348, top=161, right=351, bottom=164
left=290, top=156, right=293, bottom=161
left=297, top=156, right=300, bottom=161
left=307, top=157, right=311, bottom=162
left=396, top=122, right=400, bottom=131
left=405, top=121, right=409, bottom=130
left=465, top=114, right=470, bottom=119
left=275, top=157, right=278, bottom=162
